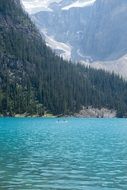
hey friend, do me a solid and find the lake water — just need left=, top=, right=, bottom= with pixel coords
left=0, top=118, right=127, bottom=190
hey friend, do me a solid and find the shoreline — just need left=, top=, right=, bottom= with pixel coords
left=0, top=107, right=124, bottom=118
left=0, top=114, right=126, bottom=119
left=0, top=114, right=120, bottom=119
left=0, top=114, right=57, bottom=118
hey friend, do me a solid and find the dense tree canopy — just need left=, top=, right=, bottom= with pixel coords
left=0, top=0, right=127, bottom=117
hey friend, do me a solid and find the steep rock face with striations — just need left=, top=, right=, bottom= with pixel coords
left=82, top=0, right=127, bottom=61
left=30, top=0, right=127, bottom=76
left=31, top=1, right=92, bottom=61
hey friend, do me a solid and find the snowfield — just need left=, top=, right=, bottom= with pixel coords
left=42, top=29, right=72, bottom=60
left=21, top=0, right=96, bottom=13
left=21, top=0, right=62, bottom=13
left=62, top=0, right=96, bottom=10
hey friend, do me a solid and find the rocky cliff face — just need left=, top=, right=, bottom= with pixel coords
left=31, top=2, right=91, bottom=61
left=75, top=107, right=116, bottom=118
left=30, top=0, right=127, bottom=76
left=82, top=0, right=127, bottom=61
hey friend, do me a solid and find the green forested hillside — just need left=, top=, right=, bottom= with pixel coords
left=0, top=0, right=127, bottom=117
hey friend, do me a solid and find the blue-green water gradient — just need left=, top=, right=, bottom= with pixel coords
left=0, top=118, right=127, bottom=190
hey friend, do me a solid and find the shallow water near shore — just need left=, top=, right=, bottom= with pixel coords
left=0, top=118, right=127, bottom=190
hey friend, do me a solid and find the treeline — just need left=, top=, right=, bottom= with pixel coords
left=0, top=0, right=127, bottom=117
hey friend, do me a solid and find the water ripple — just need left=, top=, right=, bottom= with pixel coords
left=0, top=118, right=127, bottom=189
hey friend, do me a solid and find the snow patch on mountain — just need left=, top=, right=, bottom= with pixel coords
left=62, top=0, right=96, bottom=10
left=42, top=29, right=72, bottom=60
left=21, top=0, right=96, bottom=13
left=21, top=0, right=62, bottom=14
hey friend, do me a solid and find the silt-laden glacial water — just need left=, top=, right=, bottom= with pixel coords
left=0, top=118, right=127, bottom=190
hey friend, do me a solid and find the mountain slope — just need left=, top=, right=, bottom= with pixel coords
left=0, top=0, right=127, bottom=117
left=31, top=4, right=91, bottom=61
left=31, top=0, right=127, bottom=76
left=82, top=0, right=127, bottom=61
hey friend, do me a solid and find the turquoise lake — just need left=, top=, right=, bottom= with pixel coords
left=0, top=118, right=127, bottom=190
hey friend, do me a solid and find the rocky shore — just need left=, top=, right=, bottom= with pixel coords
left=74, top=107, right=116, bottom=118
